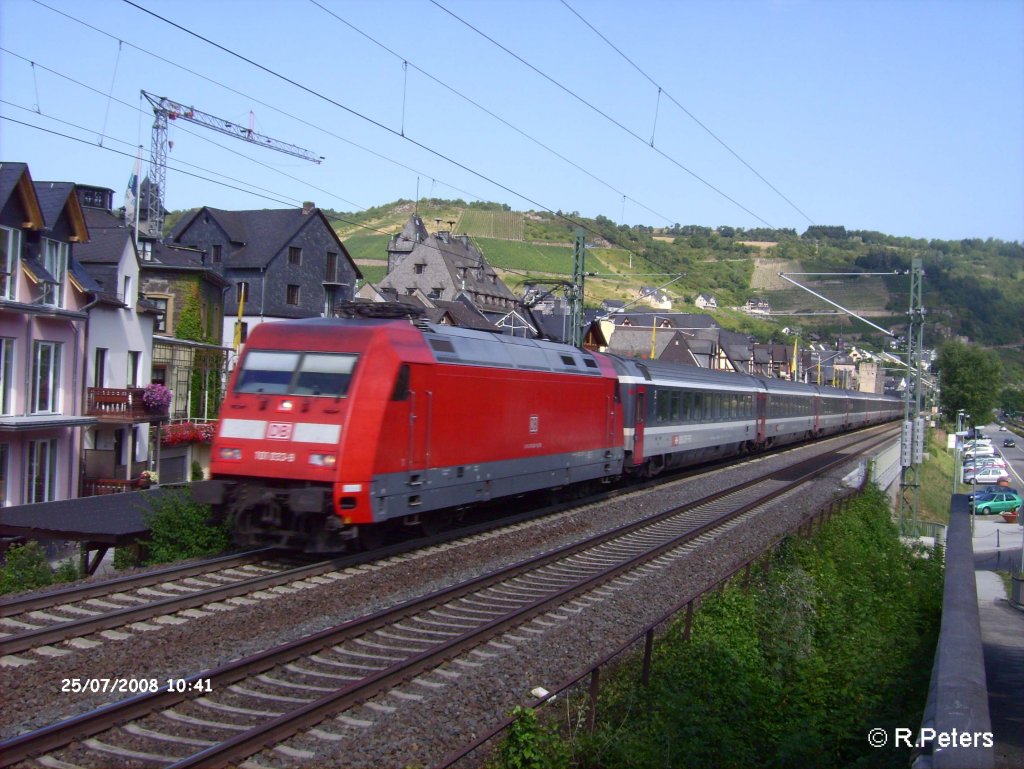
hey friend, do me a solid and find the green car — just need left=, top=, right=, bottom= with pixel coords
left=969, top=491, right=1022, bottom=515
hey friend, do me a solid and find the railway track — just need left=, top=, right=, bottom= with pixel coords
left=1, top=427, right=894, bottom=768
left=0, top=550, right=336, bottom=659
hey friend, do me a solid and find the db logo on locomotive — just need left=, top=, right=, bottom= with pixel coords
left=266, top=422, right=294, bottom=441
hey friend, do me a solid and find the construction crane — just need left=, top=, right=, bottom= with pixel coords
left=141, top=90, right=323, bottom=237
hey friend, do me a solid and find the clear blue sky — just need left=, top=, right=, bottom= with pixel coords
left=2, top=0, right=1022, bottom=242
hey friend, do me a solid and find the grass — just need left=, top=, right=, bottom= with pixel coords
left=918, top=427, right=959, bottom=525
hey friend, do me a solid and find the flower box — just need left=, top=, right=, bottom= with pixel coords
left=161, top=421, right=215, bottom=446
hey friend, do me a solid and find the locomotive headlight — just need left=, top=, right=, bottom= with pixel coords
left=218, top=447, right=242, bottom=461
left=309, top=453, right=337, bottom=467
left=279, top=399, right=294, bottom=411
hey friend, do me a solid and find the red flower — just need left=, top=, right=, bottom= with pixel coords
left=161, top=421, right=215, bottom=446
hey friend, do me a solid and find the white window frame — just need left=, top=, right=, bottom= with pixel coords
left=0, top=443, right=8, bottom=506
left=0, top=338, right=13, bottom=415
left=26, top=438, right=57, bottom=503
left=0, top=226, right=20, bottom=301
left=42, top=238, right=68, bottom=307
left=31, top=340, right=61, bottom=414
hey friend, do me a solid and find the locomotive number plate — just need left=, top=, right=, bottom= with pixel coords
left=266, top=422, right=294, bottom=440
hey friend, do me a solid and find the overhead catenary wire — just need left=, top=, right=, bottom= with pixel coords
left=307, top=0, right=676, bottom=228
left=428, top=0, right=777, bottom=229
left=7, top=3, right=684, bottom=280
left=118, top=0, right=654, bottom=257
left=26, top=0, right=493, bottom=215
left=558, top=0, right=815, bottom=226
left=0, top=112, right=545, bottom=282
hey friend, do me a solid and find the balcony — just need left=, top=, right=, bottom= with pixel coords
left=81, top=477, right=150, bottom=496
left=85, top=387, right=168, bottom=422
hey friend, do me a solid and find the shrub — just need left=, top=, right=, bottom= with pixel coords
left=113, top=544, right=141, bottom=570
left=143, top=489, right=230, bottom=564
left=573, top=484, right=943, bottom=769
left=492, top=706, right=569, bottom=769
left=0, top=541, right=54, bottom=594
left=53, top=558, right=81, bottom=583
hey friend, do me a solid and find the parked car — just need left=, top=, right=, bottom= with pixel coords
left=964, top=446, right=996, bottom=459
left=969, top=491, right=1022, bottom=516
left=1004, top=437, right=1017, bottom=448
left=963, top=457, right=1008, bottom=470
left=963, top=466, right=1011, bottom=485
left=975, top=484, right=1019, bottom=497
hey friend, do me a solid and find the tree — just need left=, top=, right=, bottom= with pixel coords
left=935, top=341, right=1002, bottom=423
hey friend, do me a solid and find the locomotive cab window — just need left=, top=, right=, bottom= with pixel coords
left=236, top=350, right=357, bottom=397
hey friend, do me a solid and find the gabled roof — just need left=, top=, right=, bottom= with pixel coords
left=172, top=206, right=359, bottom=275
left=389, top=213, right=430, bottom=253
left=611, top=312, right=717, bottom=329
left=433, top=298, right=498, bottom=331
left=431, top=232, right=518, bottom=304
left=658, top=332, right=700, bottom=365
left=76, top=208, right=134, bottom=266
left=0, top=162, right=45, bottom=229
left=34, top=181, right=89, bottom=241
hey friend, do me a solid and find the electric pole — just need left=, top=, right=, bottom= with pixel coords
left=569, top=229, right=586, bottom=346
left=897, top=257, right=926, bottom=533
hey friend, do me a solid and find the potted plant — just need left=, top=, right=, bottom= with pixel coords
left=142, top=383, right=172, bottom=413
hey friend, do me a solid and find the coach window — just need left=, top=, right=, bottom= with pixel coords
left=656, top=390, right=670, bottom=423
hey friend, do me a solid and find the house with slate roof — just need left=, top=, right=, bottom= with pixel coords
left=376, top=214, right=521, bottom=330
left=169, top=203, right=360, bottom=348
left=73, top=184, right=166, bottom=495
left=133, top=227, right=232, bottom=482
left=0, top=162, right=95, bottom=505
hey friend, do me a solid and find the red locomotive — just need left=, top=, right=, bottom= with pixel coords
left=195, top=313, right=624, bottom=551
left=194, top=310, right=901, bottom=552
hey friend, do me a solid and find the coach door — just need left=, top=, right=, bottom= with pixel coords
left=632, top=387, right=647, bottom=466
left=406, top=366, right=431, bottom=479
left=389, top=364, right=431, bottom=485
left=755, top=391, right=768, bottom=445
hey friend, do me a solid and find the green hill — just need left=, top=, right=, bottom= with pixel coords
left=323, top=201, right=1022, bottom=369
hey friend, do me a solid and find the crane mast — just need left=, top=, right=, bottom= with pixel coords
left=141, top=90, right=322, bottom=237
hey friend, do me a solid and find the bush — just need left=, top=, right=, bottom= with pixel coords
left=492, top=706, right=569, bottom=769
left=113, top=545, right=141, bottom=570
left=573, top=484, right=943, bottom=769
left=143, top=489, right=230, bottom=565
left=53, top=557, right=81, bottom=583
left=0, top=541, right=54, bottom=594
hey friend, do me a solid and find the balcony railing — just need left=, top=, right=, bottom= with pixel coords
left=81, top=478, right=150, bottom=496
left=85, top=387, right=167, bottom=421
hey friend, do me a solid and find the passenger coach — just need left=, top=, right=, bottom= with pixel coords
left=195, top=311, right=901, bottom=552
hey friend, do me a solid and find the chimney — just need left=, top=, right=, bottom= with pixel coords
left=302, top=201, right=315, bottom=215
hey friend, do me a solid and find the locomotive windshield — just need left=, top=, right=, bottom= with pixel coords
left=235, top=350, right=357, bottom=397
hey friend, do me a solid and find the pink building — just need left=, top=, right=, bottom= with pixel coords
left=0, top=162, right=94, bottom=505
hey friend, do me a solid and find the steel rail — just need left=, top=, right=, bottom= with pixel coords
left=0, top=549, right=279, bottom=618
left=0, top=425, right=896, bottom=768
